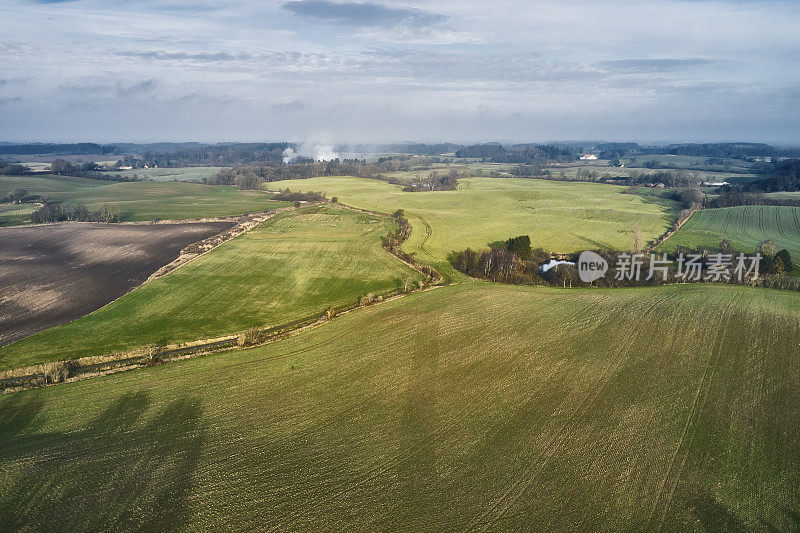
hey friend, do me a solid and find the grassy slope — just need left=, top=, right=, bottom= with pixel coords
left=0, top=205, right=421, bottom=369
left=269, top=176, right=680, bottom=273
left=658, top=205, right=800, bottom=259
left=1, top=283, right=798, bottom=531
left=0, top=203, right=37, bottom=227
left=89, top=167, right=225, bottom=182
left=0, top=174, right=288, bottom=221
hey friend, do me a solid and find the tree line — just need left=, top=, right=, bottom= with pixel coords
left=451, top=235, right=797, bottom=290
left=205, top=156, right=443, bottom=190
left=30, top=203, right=120, bottom=224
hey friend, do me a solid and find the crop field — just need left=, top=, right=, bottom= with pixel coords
left=0, top=222, right=233, bottom=349
left=1, top=283, right=798, bottom=531
left=0, top=203, right=38, bottom=227
left=380, top=162, right=516, bottom=184
left=551, top=164, right=758, bottom=183
left=0, top=205, right=421, bottom=370
left=0, top=175, right=289, bottom=222
left=89, top=167, right=225, bottom=182
left=267, top=176, right=680, bottom=273
left=622, top=154, right=756, bottom=173
left=765, top=191, right=800, bottom=202
left=658, top=205, right=800, bottom=259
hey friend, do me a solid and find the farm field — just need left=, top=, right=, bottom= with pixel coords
left=0, top=204, right=421, bottom=370
left=551, top=164, right=758, bottom=183
left=380, top=162, right=516, bottom=184
left=89, top=167, right=225, bottom=182
left=765, top=191, right=800, bottom=202
left=0, top=175, right=289, bottom=222
left=0, top=222, right=233, bottom=348
left=657, top=205, right=800, bottom=259
left=0, top=203, right=38, bottom=227
left=268, top=176, right=681, bottom=273
left=622, top=154, right=756, bottom=173
left=1, top=283, right=798, bottom=531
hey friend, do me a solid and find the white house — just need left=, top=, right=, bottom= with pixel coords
left=580, top=154, right=598, bottom=160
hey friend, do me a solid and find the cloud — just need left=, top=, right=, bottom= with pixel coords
left=115, top=50, right=250, bottom=62
left=282, top=0, right=445, bottom=27
left=599, top=59, right=715, bottom=74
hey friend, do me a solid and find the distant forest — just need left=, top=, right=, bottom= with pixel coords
left=3, top=141, right=800, bottom=167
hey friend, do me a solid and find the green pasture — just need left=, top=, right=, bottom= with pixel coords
left=267, top=176, right=681, bottom=273
left=0, top=174, right=288, bottom=221
left=0, top=204, right=420, bottom=369
left=0, top=203, right=38, bottom=227
left=2, top=283, right=798, bottom=531
left=658, top=205, right=800, bottom=260
left=89, top=167, right=225, bottom=182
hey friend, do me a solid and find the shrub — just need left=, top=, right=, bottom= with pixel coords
left=237, top=327, right=265, bottom=347
left=41, top=360, right=77, bottom=384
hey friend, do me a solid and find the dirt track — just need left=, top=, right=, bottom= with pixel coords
left=0, top=221, right=233, bottom=347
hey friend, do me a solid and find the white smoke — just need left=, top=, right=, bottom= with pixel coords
left=311, top=144, right=339, bottom=161
left=282, top=147, right=298, bottom=163
left=283, top=143, right=340, bottom=163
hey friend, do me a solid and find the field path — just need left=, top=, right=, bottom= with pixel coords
left=646, top=293, right=742, bottom=531
left=467, top=291, right=682, bottom=531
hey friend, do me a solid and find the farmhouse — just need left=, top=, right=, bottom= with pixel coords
left=580, top=154, right=598, bottom=160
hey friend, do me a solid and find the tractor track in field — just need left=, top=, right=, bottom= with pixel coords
left=1, top=202, right=442, bottom=394
left=646, top=293, right=742, bottom=531
left=270, top=296, right=614, bottom=532
left=775, top=206, right=790, bottom=240
left=466, top=291, right=683, bottom=531
left=415, top=214, right=433, bottom=255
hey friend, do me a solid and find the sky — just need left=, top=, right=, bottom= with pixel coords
left=1, top=0, right=799, bottom=144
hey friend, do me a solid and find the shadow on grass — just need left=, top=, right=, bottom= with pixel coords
left=0, top=391, right=205, bottom=531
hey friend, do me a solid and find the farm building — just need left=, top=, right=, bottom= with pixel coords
left=580, top=154, right=599, bottom=160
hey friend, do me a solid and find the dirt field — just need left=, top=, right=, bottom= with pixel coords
left=0, top=222, right=233, bottom=349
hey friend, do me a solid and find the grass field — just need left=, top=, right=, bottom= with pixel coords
left=89, top=167, right=225, bottom=182
left=658, top=205, right=800, bottom=259
left=1, top=283, right=798, bottom=531
left=551, top=164, right=758, bottom=183
left=268, top=177, right=680, bottom=273
left=0, top=205, right=421, bottom=369
left=0, top=203, right=38, bottom=227
left=380, top=162, right=516, bottom=184
left=765, top=191, right=800, bottom=202
left=622, top=154, right=756, bottom=174
left=0, top=175, right=288, bottom=222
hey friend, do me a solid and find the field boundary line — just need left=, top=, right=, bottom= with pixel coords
left=468, top=291, right=680, bottom=531
left=646, top=294, right=741, bottom=530
left=0, top=203, right=443, bottom=394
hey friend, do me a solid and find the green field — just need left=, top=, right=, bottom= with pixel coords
left=551, top=164, right=757, bottom=183
left=658, top=205, right=800, bottom=259
left=622, top=154, right=756, bottom=174
left=0, top=204, right=420, bottom=370
left=765, top=191, right=800, bottom=202
left=89, top=167, right=225, bottom=182
left=268, top=177, right=680, bottom=273
left=2, top=283, right=798, bottom=530
left=380, top=162, right=516, bottom=184
left=0, top=174, right=288, bottom=222
left=0, top=203, right=38, bottom=227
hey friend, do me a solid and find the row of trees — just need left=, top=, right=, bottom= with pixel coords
left=270, top=189, right=327, bottom=202
left=455, top=144, right=575, bottom=164
left=0, top=161, right=31, bottom=175
left=452, top=235, right=796, bottom=289
left=30, top=203, right=120, bottom=224
left=206, top=156, right=442, bottom=191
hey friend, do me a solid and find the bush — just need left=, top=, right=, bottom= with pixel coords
left=41, top=360, right=77, bottom=384
left=237, top=327, right=266, bottom=347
